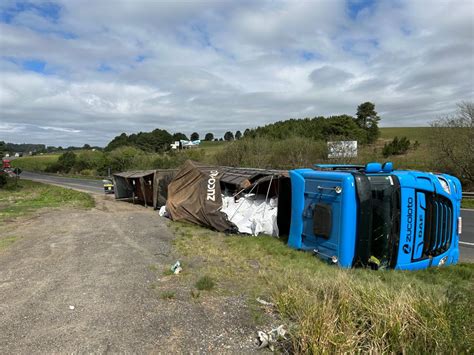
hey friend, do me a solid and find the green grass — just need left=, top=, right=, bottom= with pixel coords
left=462, top=199, right=474, bottom=209
left=358, top=127, right=434, bottom=171
left=162, top=268, right=175, bottom=276
left=199, top=140, right=228, bottom=154
left=0, top=236, right=17, bottom=251
left=380, top=127, right=435, bottom=144
left=0, top=179, right=95, bottom=224
left=170, top=222, right=474, bottom=353
left=195, top=275, right=215, bottom=291
left=11, top=154, right=59, bottom=172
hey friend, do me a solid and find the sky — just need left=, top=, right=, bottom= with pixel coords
left=0, top=0, right=473, bottom=147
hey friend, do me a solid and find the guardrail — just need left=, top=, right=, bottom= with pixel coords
left=463, top=192, right=474, bottom=199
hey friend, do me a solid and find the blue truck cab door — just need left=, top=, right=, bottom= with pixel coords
left=288, top=169, right=357, bottom=267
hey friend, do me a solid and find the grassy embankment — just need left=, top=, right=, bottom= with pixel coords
left=462, top=199, right=474, bottom=209
left=10, top=154, right=60, bottom=172
left=0, top=179, right=94, bottom=225
left=165, top=222, right=473, bottom=353
left=378, top=127, right=435, bottom=171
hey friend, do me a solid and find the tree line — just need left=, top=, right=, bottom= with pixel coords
left=243, top=102, right=380, bottom=144
left=104, top=129, right=246, bottom=152
left=103, top=102, right=380, bottom=152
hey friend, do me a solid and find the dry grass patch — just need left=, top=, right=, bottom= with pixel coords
left=170, top=221, right=474, bottom=353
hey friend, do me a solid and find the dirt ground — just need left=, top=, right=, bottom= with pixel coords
left=0, top=195, right=259, bottom=353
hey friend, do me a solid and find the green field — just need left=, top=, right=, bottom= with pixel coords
left=380, top=127, right=435, bottom=143
left=11, top=154, right=59, bottom=172
left=169, top=222, right=473, bottom=353
left=363, top=127, right=435, bottom=171
left=0, top=179, right=94, bottom=224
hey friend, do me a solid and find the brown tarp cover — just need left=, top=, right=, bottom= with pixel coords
left=166, top=160, right=235, bottom=232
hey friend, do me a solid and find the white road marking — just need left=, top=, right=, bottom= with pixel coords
left=459, top=241, right=474, bottom=246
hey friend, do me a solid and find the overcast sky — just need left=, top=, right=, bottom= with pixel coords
left=1, top=0, right=473, bottom=146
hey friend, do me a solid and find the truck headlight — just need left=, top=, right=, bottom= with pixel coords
left=438, top=256, right=448, bottom=266
left=437, top=176, right=451, bottom=194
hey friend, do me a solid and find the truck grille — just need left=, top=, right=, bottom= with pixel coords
left=422, top=194, right=453, bottom=257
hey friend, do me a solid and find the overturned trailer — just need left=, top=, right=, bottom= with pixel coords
left=165, top=160, right=291, bottom=235
left=113, top=169, right=176, bottom=209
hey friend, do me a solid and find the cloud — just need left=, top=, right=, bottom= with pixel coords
left=0, top=0, right=473, bottom=146
left=309, top=66, right=354, bottom=88
left=39, top=126, right=80, bottom=133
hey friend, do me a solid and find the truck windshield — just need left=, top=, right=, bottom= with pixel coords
left=367, top=175, right=400, bottom=268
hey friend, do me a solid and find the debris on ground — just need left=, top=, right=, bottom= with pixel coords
left=256, top=297, right=274, bottom=307
left=69, top=305, right=75, bottom=310
left=171, top=261, right=182, bottom=274
left=256, top=325, right=287, bottom=351
left=158, top=205, right=169, bottom=217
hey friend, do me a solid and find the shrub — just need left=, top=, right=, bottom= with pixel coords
left=215, top=137, right=327, bottom=169
left=45, top=162, right=63, bottom=173
left=56, top=151, right=77, bottom=172
left=107, top=146, right=145, bottom=172
left=74, top=151, right=107, bottom=174
left=430, top=101, right=474, bottom=188
left=0, top=174, right=7, bottom=188
left=382, top=136, right=411, bottom=157
left=152, top=155, right=175, bottom=169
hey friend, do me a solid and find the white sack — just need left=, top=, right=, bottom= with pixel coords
left=221, top=194, right=279, bottom=236
left=159, top=205, right=168, bottom=217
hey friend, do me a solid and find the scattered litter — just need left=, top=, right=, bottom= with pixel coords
left=256, top=297, right=274, bottom=307
left=221, top=195, right=279, bottom=236
left=256, top=325, right=287, bottom=351
left=69, top=305, right=75, bottom=310
left=171, top=261, right=182, bottom=274
left=158, top=205, right=169, bottom=217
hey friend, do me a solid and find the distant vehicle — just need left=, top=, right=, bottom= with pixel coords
left=0, top=166, right=21, bottom=178
left=102, top=179, right=114, bottom=194
left=2, top=159, right=11, bottom=169
left=288, top=162, right=462, bottom=270
left=14, top=152, right=23, bottom=157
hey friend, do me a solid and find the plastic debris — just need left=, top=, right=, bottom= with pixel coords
left=256, top=297, right=274, bottom=307
left=69, top=305, right=75, bottom=310
left=256, top=325, right=287, bottom=351
left=158, top=205, right=169, bottom=217
left=171, top=261, right=182, bottom=274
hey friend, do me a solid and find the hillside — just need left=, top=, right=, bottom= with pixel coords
left=380, top=127, right=434, bottom=143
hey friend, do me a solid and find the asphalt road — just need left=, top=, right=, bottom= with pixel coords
left=460, top=209, right=474, bottom=262
left=20, top=171, right=105, bottom=194
left=19, top=171, right=474, bottom=262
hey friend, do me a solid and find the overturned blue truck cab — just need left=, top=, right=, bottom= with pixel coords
left=288, top=162, right=462, bottom=270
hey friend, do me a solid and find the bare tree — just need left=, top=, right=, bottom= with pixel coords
left=430, top=101, right=474, bottom=187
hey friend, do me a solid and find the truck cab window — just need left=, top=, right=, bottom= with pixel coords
left=367, top=175, right=400, bottom=268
